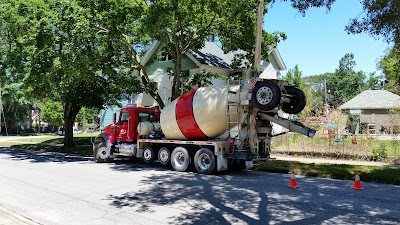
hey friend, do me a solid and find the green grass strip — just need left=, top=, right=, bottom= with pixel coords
left=255, top=160, right=400, bottom=185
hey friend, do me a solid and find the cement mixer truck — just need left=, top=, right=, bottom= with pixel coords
left=93, top=79, right=316, bottom=174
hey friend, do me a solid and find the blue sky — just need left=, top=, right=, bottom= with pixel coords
left=264, top=0, right=391, bottom=77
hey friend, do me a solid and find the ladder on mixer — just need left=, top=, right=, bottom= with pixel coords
left=226, top=79, right=242, bottom=138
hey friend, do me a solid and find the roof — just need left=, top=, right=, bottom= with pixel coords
left=141, top=40, right=286, bottom=71
left=339, top=90, right=400, bottom=110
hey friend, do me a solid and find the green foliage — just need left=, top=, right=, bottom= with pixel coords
left=346, top=0, right=400, bottom=43
left=139, top=0, right=286, bottom=100
left=279, top=0, right=399, bottom=44
left=0, top=82, right=31, bottom=126
left=284, top=65, right=304, bottom=88
left=379, top=46, right=400, bottom=94
left=371, top=143, right=388, bottom=161
left=76, top=107, right=100, bottom=125
left=41, top=100, right=63, bottom=127
left=304, top=53, right=367, bottom=110
left=366, top=72, right=383, bottom=90
left=0, top=0, right=143, bottom=146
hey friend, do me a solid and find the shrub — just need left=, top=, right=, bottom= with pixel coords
left=371, top=143, right=388, bottom=161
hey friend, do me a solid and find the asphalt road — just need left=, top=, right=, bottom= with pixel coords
left=0, top=147, right=399, bottom=225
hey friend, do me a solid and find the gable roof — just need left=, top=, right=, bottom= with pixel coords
left=339, top=90, right=400, bottom=110
left=141, top=40, right=286, bottom=71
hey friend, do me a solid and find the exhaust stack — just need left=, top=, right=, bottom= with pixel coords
left=259, top=113, right=316, bottom=138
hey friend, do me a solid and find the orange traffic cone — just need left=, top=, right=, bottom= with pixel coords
left=288, top=170, right=300, bottom=188
left=352, top=172, right=364, bottom=190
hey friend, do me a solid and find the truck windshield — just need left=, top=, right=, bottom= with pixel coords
left=139, top=113, right=157, bottom=122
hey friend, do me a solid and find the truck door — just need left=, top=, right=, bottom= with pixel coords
left=117, top=111, right=134, bottom=142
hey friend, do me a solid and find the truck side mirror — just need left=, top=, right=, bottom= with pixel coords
left=113, top=113, right=117, bottom=124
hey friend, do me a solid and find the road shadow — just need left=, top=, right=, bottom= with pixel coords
left=105, top=171, right=400, bottom=224
left=0, top=147, right=92, bottom=163
left=0, top=147, right=171, bottom=173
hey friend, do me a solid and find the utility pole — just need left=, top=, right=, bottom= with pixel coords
left=0, top=82, right=2, bottom=134
left=253, top=0, right=264, bottom=77
left=323, top=78, right=328, bottom=105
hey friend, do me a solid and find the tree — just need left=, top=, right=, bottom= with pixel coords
left=346, top=0, right=400, bottom=44
left=284, top=70, right=294, bottom=85
left=41, top=100, right=64, bottom=127
left=279, top=0, right=399, bottom=44
left=319, top=54, right=366, bottom=108
left=0, top=0, right=142, bottom=147
left=379, top=46, right=400, bottom=94
left=76, top=107, right=100, bottom=129
left=139, top=0, right=287, bottom=101
left=77, top=0, right=166, bottom=108
left=0, top=82, right=31, bottom=129
left=366, top=72, right=383, bottom=90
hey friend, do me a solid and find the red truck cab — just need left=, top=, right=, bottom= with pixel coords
left=101, top=105, right=161, bottom=145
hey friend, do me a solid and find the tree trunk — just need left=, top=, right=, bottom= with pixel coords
left=63, top=102, right=81, bottom=148
left=139, top=68, right=165, bottom=108
left=171, top=51, right=182, bottom=101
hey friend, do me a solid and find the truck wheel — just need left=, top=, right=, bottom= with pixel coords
left=143, top=146, right=156, bottom=164
left=158, top=147, right=171, bottom=166
left=171, top=147, right=192, bottom=172
left=94, top=142, right=113, bottom=163
left=194, top=148, right=216, bottom=175
left=251, top=80, right=281, bottom=111
left=282, top=86, right=306, bottom=114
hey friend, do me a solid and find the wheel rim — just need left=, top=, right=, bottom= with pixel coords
left=98, top=146, right=109, bottom=160
left=144, top=149, right=152, bottom=161
left=197, top=153, right=211, bottom=170
left=159, top=149, right=169, bottom=163
left=256, top=86, right=273, bottom=105
left=175, top=151, right=185, bottom=166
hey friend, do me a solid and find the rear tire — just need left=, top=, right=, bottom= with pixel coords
left=143, top=146, right=156, bottom=164
left=171, top=147, right=192, bottom=172
left=251, top=80, right=281, bottom=111
left=158, top=147, right=171, bottom=166
left=94, top=142, right=113, bottom=163
left=282, top=86, right=306, bottom=114
left=194, top=148, right=216, bottom=175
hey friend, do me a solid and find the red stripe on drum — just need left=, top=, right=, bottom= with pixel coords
left=175, top=88, right=209, bottom=140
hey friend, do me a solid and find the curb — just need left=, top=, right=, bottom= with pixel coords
left=0, top=205, right=40, bottom=225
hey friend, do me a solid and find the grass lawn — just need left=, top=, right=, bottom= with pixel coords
left=0, top=132, right=99, bottom=156
left=255, top=160, right=400, bottom=185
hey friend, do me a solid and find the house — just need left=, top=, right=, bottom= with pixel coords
left=100, top=41, right=287, bottom=127
left=339, top=90, right=400, bottom=134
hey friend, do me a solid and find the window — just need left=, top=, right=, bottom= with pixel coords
left=120, top=112, right=129, bottom=123
left=160, top=51, right=173, bottom=61
left=139, top=113, right=158, bottom=122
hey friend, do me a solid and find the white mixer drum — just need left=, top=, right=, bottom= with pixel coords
left=160, top=86, right=239, bottom=140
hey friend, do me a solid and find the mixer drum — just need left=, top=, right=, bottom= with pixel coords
left=160, top=86, right=238, bottom=140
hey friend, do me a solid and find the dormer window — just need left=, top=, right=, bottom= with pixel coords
left=160, top=51, right=173, bottom=61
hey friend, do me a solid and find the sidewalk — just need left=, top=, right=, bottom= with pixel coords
left=271, top=154, right=399, bottom=167
left=0, top=206, right=40, bottom=225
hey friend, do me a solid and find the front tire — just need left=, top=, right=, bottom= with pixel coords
left=171, top=147, right=192, bottom=172
left=251, top=80, right=281, bottom=111
left=94, top=142, right=113, bottom=163
left=194, top=148, right=216, bottom=175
